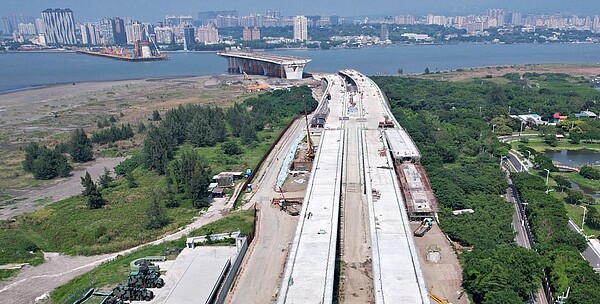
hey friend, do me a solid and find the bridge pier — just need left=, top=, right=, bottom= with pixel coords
left=218, top=51, right=311, bottom=80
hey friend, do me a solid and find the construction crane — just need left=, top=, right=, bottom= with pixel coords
left=243, top=71, right=251, bottom=81
left=304, top=95, right=315, bottom=160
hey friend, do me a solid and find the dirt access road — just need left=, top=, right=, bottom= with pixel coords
left=228, top=119, right=305, bottom=304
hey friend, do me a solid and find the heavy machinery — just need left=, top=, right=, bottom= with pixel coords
left=127, top=269, right=164, bottom=289
left=378, top=115, right=395, bottom=128
left=413, top=217, right=433, bottom=237
left=304, top=97, right=315, bottom=160
left=104, top=284, right=154, bottom=303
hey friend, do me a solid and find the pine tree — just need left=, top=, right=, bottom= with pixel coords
left=80, top=171, right=105, bottom=209
left=144, top=192, right=169, bottom=229
left=98, top=167, right=113, bottom=188
left=69, top=129, right=93, bottom=163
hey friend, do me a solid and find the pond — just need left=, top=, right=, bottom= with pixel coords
left=544, top=149, right=600, bottom=166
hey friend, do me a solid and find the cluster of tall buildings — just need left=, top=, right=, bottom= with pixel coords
left=390, top=9, right=600, bottom=34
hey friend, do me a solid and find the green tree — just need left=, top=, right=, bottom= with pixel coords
left=143, top=125, right=176, bottom=175
left=222, top=141, right=243, bottom=155
left=152, top=110, right=161, bottom=121
left=80, top=171, right=105, bottom=209
left=424, top=67, right=430, bottom=74
left=586, top=205, right=600, bottom=230
left=98, top=167, right=113, bottom=189
left=144, top=192, right=169, bottom=229
left=397, top=68, right=403, bottom=75
left=125, top=171, right=138, bottom=188
left=553, top=175, right=571, bottom=192
left=23, top=143, right=71, bottom=180
left=580, top=165, right=600, bottom=180
left=565, top=189, right=585, bottom=205
left=69, top=129, right=93, bottom=163
left=171, top=149, right=211, bottom=208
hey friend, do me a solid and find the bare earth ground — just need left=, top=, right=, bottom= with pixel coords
left=0, top=75, right=313, bottom=303
left=410, top=222, right=469, bottom=304
left=419, top=63, right=600, bottom=81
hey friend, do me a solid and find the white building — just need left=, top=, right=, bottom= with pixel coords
left=126, top=22, right=145, bottom=44
left=196, top=25, right=219, bottom=44
left=41, top=8, right=77, bottom=45
left=293, top=15, right=308, bottom=41
left=154, top=26, right=174, bottom=44
left=17, top=23, right=36, bottom=35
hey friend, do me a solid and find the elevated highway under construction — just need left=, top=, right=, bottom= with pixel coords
left=276, top=70, right=436, bottom=304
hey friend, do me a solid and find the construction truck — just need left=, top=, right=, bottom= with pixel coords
left=413, top=217, right=433, bottom=237
left=378, top=115, right=394, bottom=128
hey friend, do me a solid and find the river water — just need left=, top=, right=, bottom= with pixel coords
left=544, top=149, right=600, bottom=166
left=2, top=43, right=600, bottom=93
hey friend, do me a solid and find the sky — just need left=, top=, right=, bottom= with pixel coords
left=2, top=0, right=600, bottom=22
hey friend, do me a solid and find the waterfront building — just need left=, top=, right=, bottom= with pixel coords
left=242, top=26, right=261, bottom=41
left=380, top=24, right=389, bottom=41
left=293, top=15, right=308, bottom=41
left=41, top=8, right=77, bottom=45
left=113, top=17, right=127, bottom=45
left=17, top=23, right=36, bottom=35
left=35, top=18, right=45, bottom=35
left=196, top=24, right=219, bottom=44
left=98, top=17, right=115, bottom=45
left=215, top=15, right=239, bottom=28
left=183, top=25, right=195, bottom=47
left=80, top=23, right=98, bottom=45
left=126, top=22, right=145, bottom=44
left=154, top=27, right=174, bottom=44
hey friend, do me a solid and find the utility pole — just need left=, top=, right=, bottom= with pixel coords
left=544, top=169, right=550, bottom=186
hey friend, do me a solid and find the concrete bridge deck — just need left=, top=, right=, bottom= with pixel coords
left=218, top=51, right=311, bottom=80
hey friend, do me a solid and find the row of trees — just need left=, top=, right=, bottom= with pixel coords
left=91, top=123, right=134, bottom=145
left=511, top=173, right=599, bottom=303
left=23, top=129, right=93, bottom=179
left=374, top=76, right=554, bottom=303
left=142, top=86, right=317, bottom=208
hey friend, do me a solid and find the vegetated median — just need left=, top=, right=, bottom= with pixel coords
left=0, top=86, right=318, bottom=282
left=374, top=71, right=600, bottom=303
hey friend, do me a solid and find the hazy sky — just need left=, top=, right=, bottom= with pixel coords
left=2, top=0, right=600, bottom=22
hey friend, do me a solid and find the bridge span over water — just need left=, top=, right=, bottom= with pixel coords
left=218, top=50, right=311, bottom=80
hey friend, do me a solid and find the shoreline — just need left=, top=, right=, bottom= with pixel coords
left=0, top=74, right=215, bottom=95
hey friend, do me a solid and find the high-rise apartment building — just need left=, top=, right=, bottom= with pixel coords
left=154, top=27, right=173, bottom=44
left=487, top=8, right=505, bottom=27
left=80, top=23, right=98, bottom=45
left=113, top=17, right=127, bottom=45
left=380, top=24, right=389, bottom=41
left=126, top=22, right=145, bottom=44
left=41, top=9, right=77, bottom=45
left=242, top=27, right=261, bottom=41
left=98, top=17, right=115, bottom=45
left=183, top=26, right=195, bottom=46
left=196, top=25, right=219, bottom=44
left=35, top=18, right=45, bottom=35
left=17, top=23, right=37, bottom=35
left=293, top=16, right=308, bottom=41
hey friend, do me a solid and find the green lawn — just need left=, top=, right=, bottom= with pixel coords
left=51, top=239, right=185, bottom=304
left=567, top=172, right=600, bottom=192
left=189, top=210, right=255, bottom=236
left=564, top=203, right=600, bottom=237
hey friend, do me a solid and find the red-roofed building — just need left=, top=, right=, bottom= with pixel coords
left=553, top=112, right=568, bottom=123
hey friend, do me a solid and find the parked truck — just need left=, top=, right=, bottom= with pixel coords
left=413, top=218, right=434, bottom=237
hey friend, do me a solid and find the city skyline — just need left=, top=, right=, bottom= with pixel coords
left=2, top=0, right=600, bottom=23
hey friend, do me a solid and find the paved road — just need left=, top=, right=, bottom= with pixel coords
left=567, top=220, right=600, bottom=273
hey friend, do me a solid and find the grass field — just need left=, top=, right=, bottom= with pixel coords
left=189, top=209, right=255, bottom=237
left=567, top=172, right=600, bottom=192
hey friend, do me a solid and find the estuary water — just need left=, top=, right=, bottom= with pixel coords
left=2, top=43, right=600, bottom=93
